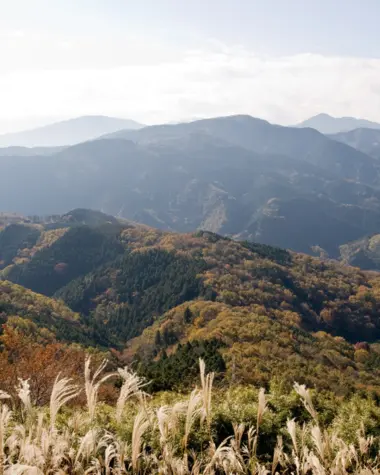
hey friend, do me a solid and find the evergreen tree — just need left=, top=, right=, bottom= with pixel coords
left=184, top=307, right=193, bottom=324
left=155, top=330, right=162, bottom=347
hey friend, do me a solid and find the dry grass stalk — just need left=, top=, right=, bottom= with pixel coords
left=0, top=358, right=377, bottom=474
left=84, top=357, right=115, bottom=423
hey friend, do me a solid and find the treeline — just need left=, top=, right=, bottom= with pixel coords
left=137, top=338, right=226, bottom=391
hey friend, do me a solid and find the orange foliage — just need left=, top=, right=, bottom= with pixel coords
left=0, top=324, right=118, bottom=406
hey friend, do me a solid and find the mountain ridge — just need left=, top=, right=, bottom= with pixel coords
left=296, top=113, right=380, bottom=134
left=0, top=115, right=144, bottom=147
left=330, top=127, right=380, bottom=160
left=2, top=213, right=380, bottom=393
left=2, top=115, right=380, bottom=256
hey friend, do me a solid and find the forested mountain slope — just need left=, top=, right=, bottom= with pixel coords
left=120, top=229, right=380, bottom=393
left=2, top=211, right=380, bottom=393
left=340, top=233, right=380, bottom=270
left=331, top=127, right=380, bottom=160
left=0, top=280, right=95, bottom=345
left=3, top=115, right=380, bottom=256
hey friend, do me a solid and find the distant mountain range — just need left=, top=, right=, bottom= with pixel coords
left=3, top=114, right=380, bottom=257
left=0, top=116, right=144, bottom=147
left=296, top=113, right=380, bottom=134
left=330, top=128, right=380, bottom=160
left=0, top=146, right=66, bottom=156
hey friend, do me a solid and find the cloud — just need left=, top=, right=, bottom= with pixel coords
left=1, top=38, right=380, bottom=131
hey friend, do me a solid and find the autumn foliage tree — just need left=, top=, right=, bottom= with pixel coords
left=0, top=318, right=117, bottom=406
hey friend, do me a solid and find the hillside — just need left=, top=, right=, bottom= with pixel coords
left=0, top=115, right=144, bottom=147
left=2, top=213, right=380, bottom=394
left=103, top=115, right=377, bottom=181
left=331, top=127, right=380, bottom=160
left=120, top=230, right=380, bottom=393
left=0, top=145, right=66, bottom=156
left=296, top=113, right=380, bottom=134
left=0, top=213, right=31, bottom=229
left=2, top=115, right=380, bottom=256
left=0, top=280, right=95, bottom=345
left=340, top=234, right=380, bottom=270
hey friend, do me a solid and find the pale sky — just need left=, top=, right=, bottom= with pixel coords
left=1, top=0, right=380, bottom=133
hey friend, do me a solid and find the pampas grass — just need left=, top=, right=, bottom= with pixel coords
left=49, top=374, right=80, bottom=429
left=115, top=367, right=147, bottom=424
left=0, top=357, right=377, bottom=473
left=84, top=356, right=115, bottom=423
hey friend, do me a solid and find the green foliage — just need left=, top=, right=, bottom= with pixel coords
left=241, top=240, right=292, bottom=265
left=5, top=215, right=380, bottom=395
left=184, top=306, right=193, bottom=324
left=57, top=249, right=206, bottom=345
left=0, top=224, right=41, bottom=268
left=332, top=394, right=380, bottom=442
left=0, top=354, right=379, bottom=474
left=6, top=225, right=124, bottom=296
left=137, top=339, right=226, bottom=391
left=0, top=281, right=96, bottom=345
left=194, top=230, right=231, bottom=243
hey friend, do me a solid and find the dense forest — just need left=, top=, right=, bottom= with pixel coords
left=2, top=210, right=380, bottom=397
left=1, top=209, right=380, bottom=472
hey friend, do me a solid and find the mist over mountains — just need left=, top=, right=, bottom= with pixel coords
left=3, top=113, right=380, bottom=260
left=330, top=128, right=380, bottom=160
left=0, top=115, right=144, bottom=147
left=296, top=113, right=380, bottom=134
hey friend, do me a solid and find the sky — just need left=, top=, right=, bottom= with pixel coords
left=1, top=0, right=380, bottom=133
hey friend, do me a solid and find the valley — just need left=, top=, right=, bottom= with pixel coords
left=3, top=115, right=380, bottom=473
left=2, top=209, right=380, bottom=394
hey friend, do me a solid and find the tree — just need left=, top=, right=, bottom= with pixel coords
left=155, top=330, right=162, bottom=347
left=184, top=307, right=193, bottom=324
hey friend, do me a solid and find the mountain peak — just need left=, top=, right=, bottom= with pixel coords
left=296, top=113, right=380, bottom=134
left=312, top=113, right=334, bottom=119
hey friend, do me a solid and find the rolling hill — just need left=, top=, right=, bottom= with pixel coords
left=0, top=115, right=144, bottom=147
left=0, top=280, right=96, bottom=345
left=2, top=115, right=380, bottom=256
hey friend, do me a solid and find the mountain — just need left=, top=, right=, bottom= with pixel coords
left=3, top=115, right=380, bottom=256
left=0, top=146, right=66, bottom=156
left=331, top=128, right=380, bottom=160
left=0, top=116, right=144, bottom=147
left=296, top=113, right=380, bottom=134
left=0, top=280, right=96, bottom=345
left=0, top=213, right=31, bottom=228
left=2, top=214, right=380, bottom=393
left=2, top=219, right=380, bottom=473
left=102, top=114, right=378, bottom=182
left=339, top=233, right=380, bottom=270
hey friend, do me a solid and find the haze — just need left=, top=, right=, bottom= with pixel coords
left=2, top=0, right=380, bottom=133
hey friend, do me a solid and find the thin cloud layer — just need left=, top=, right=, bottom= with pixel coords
left=1, top=36, right=380, bottom=131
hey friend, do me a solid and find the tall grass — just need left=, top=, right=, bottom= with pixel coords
left=0, top=358, right=378, bottom=473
